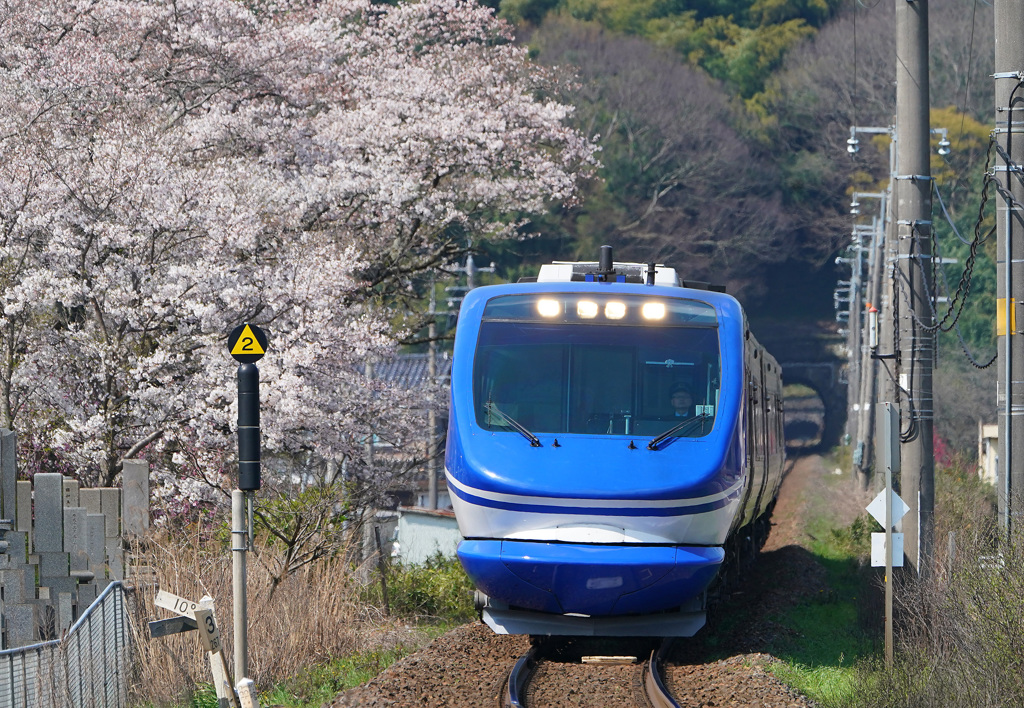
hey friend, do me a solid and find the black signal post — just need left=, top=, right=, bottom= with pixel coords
left=226, top=321, right=268, bottom=681
left=228, top=323, right=268, bottom=491
left=236, top=363, right=261, bottom=491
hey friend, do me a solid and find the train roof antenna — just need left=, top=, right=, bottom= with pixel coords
left=598, top=245, right=614, bottom=280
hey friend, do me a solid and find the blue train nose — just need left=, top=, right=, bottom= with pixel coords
left=458, top=540, right=724, bottom=616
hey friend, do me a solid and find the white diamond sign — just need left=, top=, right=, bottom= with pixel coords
left=866, top=489, right=910, bottom=528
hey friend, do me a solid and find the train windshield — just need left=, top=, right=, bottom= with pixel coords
left=473, top=294, right=721, bottom=438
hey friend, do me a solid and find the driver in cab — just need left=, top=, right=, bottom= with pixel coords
left=670, top=384, right=695, bottom=419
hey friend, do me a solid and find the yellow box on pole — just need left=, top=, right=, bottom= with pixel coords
left=997, top=298, right=1016, bottom=336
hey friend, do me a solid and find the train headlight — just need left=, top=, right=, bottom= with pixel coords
left=577, top=300, right=598, bottom=319
left=605, top=301, right=626, bottom=320
left=642, top=302, right=666, bottom=320
left=537, top=298, right=561, bottom=317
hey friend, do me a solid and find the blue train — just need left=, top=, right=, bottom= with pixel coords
left=445, top=249, right=785, bottom=636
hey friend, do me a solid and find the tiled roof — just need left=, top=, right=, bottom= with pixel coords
left=373, top=352, right=452, bottom=389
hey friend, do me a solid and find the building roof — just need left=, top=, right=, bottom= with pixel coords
left=373, top=352, right=452, bottom=389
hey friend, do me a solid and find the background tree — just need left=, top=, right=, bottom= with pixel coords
left=0, top=0, right=596, bottom=509
left=529, top=17, right=793, bottom=297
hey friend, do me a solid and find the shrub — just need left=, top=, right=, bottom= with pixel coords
left=828, top=513, right=875, bottom=557
left=369, top=553, right=476, bottom=623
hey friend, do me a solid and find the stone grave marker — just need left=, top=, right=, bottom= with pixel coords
left=0, top=429, right=15, bottom=522
left=0, top=430, right=149, bottom=648
left=34, top=474, right=64, bottom=553
left=15, top=479, right=31, bottom=552
left=123, top=459, right=150, bottom=536
left=80, top=487, right=102, bottom=515
left=63, top=477, right=79, bottom=508
left=64, top=507, right=91, bottom=578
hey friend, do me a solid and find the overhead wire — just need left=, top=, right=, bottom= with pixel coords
left=902, top=143, right=996, bottom=336
left=888, top=237, right=919, bottom=443
left=896, top=131, right=1011, bottom=371
left=933, top=232, right=998, bottom=368
left=954, top=1, right=980, bottom=151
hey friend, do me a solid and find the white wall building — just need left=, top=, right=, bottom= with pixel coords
left=978, top=421, right=998, bottom=486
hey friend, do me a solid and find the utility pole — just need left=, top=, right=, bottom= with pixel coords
left=854, top=197, right=887, bottom=481
left=848, top=127, right=899, bottom=479
left=839, top=214, right=870, bottom=482
left=994, top=0, right=1024, bottom=535
left=427, top=284, right=438, bottom=510
left=894, top=0, right=934, bottom=574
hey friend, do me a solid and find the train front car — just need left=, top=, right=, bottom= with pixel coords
left=446, top=258, right=772, bottom=637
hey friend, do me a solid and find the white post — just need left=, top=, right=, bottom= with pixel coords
left=197, top=600, right=241, bottom=708
left=882, top=402, right=901, bottom=668
left=232, top=490, right=248, bottom=680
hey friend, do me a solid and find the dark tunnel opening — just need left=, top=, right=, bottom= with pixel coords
left=783, top=383, right=826, bottom=451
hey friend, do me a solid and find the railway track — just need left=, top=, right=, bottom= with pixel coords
left=501, top=639, right=680, bottom=708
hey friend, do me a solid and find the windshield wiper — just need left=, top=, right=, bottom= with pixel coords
left=647, top=413, right=711, bottom=450
left=485, top=401, right=542, bottom=447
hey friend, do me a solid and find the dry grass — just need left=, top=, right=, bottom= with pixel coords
left=840, top=460, right=1024, bottom=708
left=844, top=528, right=1024, bottom=708
left=125, top=523, right=430, bottom=706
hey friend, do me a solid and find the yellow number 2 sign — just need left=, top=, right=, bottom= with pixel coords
left=228, top=323, right=269, bottom=364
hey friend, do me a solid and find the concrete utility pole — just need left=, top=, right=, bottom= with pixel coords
left=427, top=285, right=438, bottom=510
left=894, top=0, right=934, bottom=573
left=994, top=0, right=1024, bottom=535
left=854, top=196, right=887, bottom=480
left=843, top=238, right=863, bottom=446
left=847, top=128, right=899, bottom=474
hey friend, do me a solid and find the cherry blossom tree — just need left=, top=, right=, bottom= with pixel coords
left=0, top=0, right=596, bottom=504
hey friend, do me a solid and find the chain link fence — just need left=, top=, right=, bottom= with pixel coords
left=0, top=582, right=129, bottom=708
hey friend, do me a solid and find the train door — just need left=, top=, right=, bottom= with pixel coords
left=738, top=345, right=757, bottom=528
left=752, top=355, right=771, bottom=518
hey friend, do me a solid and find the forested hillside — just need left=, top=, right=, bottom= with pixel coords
left=474, top=0, right=995, bottom=322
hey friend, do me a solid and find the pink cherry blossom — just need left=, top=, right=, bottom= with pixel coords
left=0, top=0, right=597, bottom=508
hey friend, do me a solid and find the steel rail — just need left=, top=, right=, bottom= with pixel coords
left=502, top=646, right=538, bottom=708
left=643, top=640, right=681, bottom=708
left=501, top=639, right=680, bottom=708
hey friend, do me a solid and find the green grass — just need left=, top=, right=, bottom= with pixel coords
left=258, top=649, right=411, bottom=707
left=763, top=454, right=878, bottom=707
left=767, top=573, right=872, bottom=707
left=771, top=662, right=860, bottom=707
